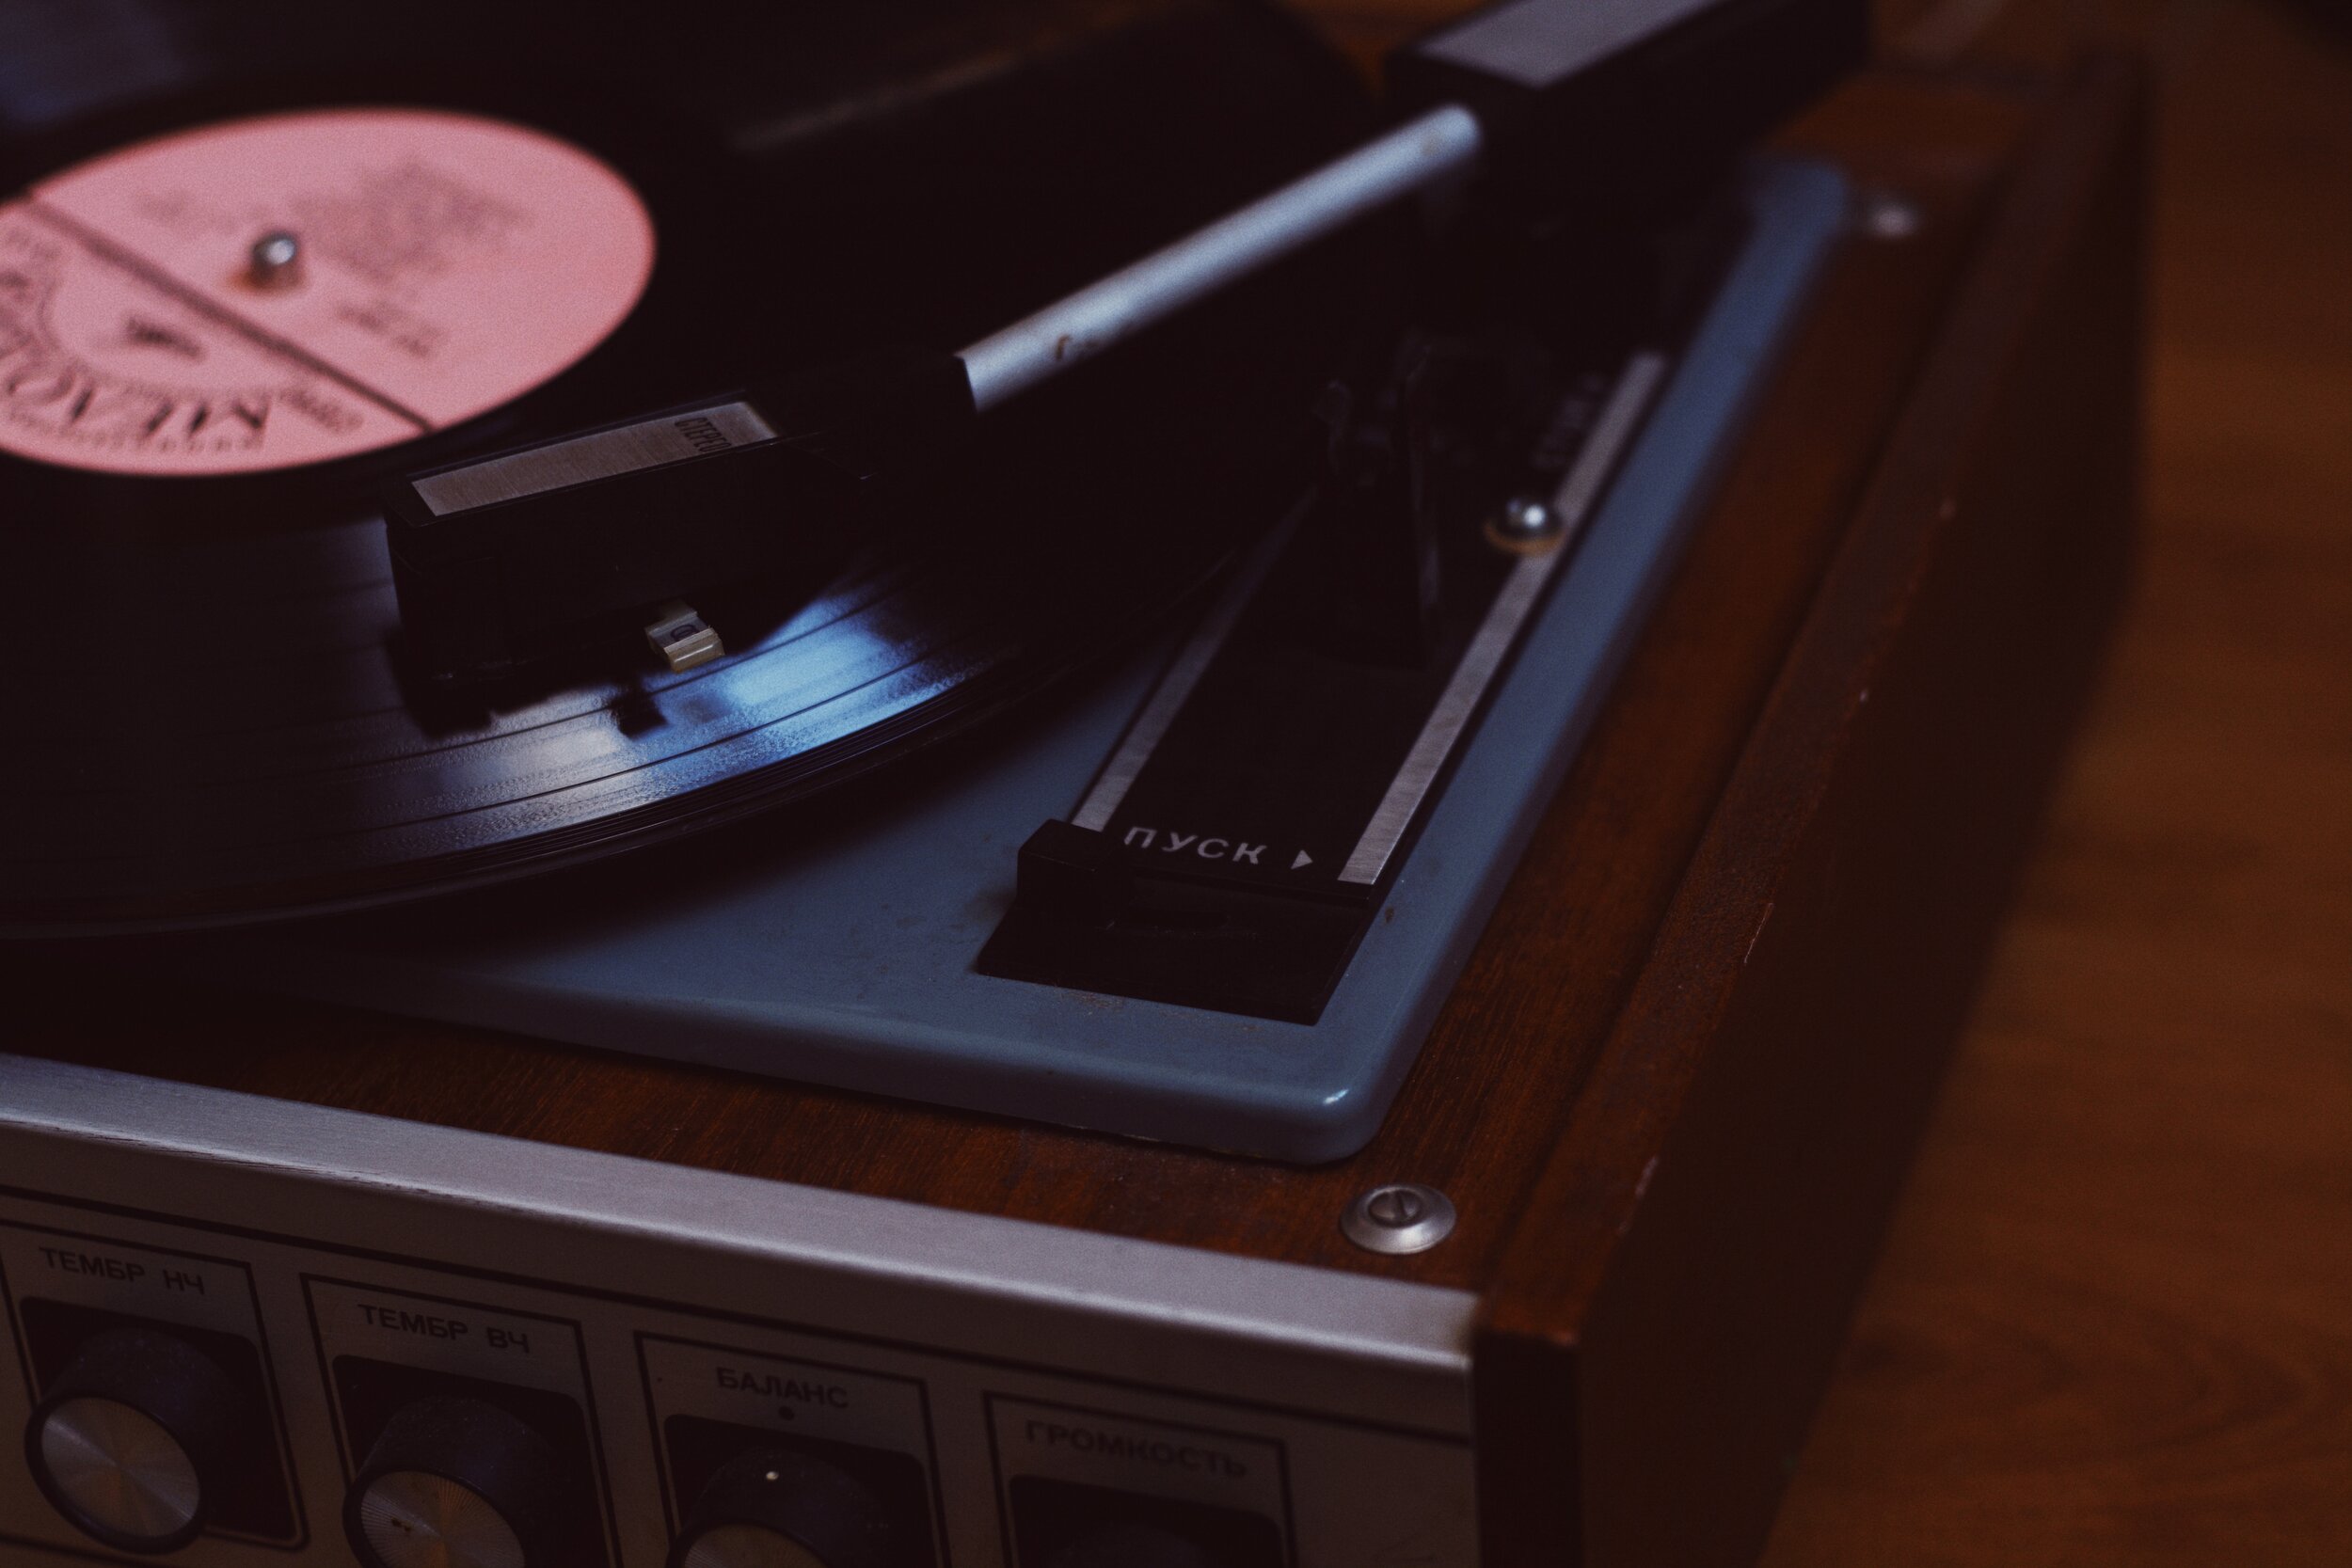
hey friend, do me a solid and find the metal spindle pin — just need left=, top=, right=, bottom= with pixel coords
left=247, top=230, right=303, bottom=290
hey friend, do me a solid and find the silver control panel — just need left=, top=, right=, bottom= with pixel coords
left=0, top=1056, right=1481, bottom=1566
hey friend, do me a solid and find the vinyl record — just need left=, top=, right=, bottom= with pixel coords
left=0, top=0, right=1398, bottom=935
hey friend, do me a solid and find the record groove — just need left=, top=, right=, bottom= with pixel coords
left=1, top=0, right=1394, bottom=934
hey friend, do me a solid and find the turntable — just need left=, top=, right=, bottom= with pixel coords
left=0, top=1, right=2143, bottom=1563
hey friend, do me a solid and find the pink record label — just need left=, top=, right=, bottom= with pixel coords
left=0, top=107, right=656, bottom=477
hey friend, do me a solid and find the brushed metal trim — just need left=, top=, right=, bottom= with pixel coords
left=1070, top=563, right=1257, bottom=833
left=1070, top=499, right=1308, bottom=833
left=0, top=1054, right=1475, bottom=1434
left=413, top=401, right=778, bottom=516
left=1338, top=350, right=1670, bottom=885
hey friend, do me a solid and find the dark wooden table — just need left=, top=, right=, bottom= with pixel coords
left=1303, top=2, right=2352, bottom=1562
left=1756, top=3, right=2352, bottom=1561
left=1321, top=0, right=2352, bottom=1558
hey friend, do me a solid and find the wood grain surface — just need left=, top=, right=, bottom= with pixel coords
left=1312, top=0, right=2352, bottom=1559
left=1473, top=49, right=2148, bottom=1568
left=1308, top=2, right=2352, bottom=1559
left=1747, top=3, right=2352, bottom=1564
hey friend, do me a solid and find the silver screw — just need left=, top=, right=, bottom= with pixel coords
left=247, top=230, right=302, bottom=289
left=1855, top=188, right=1923, bottom=242
left=1342, top=1183, right=1456, bottom=1255
left=1491, top=495, right=1559, bottom=542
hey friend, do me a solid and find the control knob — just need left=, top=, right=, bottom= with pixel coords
left=344, top=1396, right=581, bottom=1568
left=24, top=1325, right=253, bottom=1555
left=670, top=1448, right=898, bottom=1568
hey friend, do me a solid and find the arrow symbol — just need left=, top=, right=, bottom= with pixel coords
left=1292, top=850, right=1313, bottom=870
